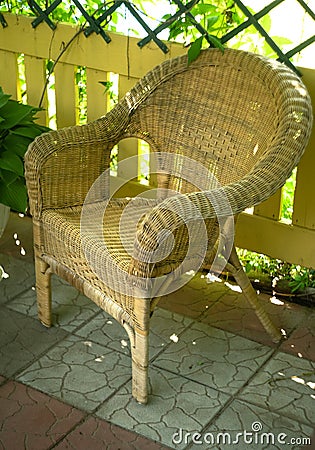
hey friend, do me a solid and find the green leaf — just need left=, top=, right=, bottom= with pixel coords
left=2, top=133, right=32, bottom=157
left=0, top=89, right=11, bottom=109
left=75, top=71, right=80, bottom=84
left=232, top=11, right=242, bottom=25
left=99, top=81, right=113, bottom=89
left=18, top=109, right=42, bottom=124
left=207, top=34, right=224, bottom=52
left=0, top=151, right=24, bottom=176
left=0, top=100, right=34, bottom=129
left=161, top=13, right=172, bottom=21
left=46, top=60, right=54, bottom=73
left=192, top=4, right=217, bottom=15
left=12, top=126, right=43, bottom=139
left=260, top=14, right=271, bottom=33
left=0, top=177, right=27, bottom=212
left=206, top=15, right=219, bottom=30
left=289, top=280, right=303, bottom=293
left=0, top=168, right=19, bottom=185
left=272, top=36, right=292, bottom=46
left=168, top=20, right=185, bottom=40
left=111, top=11, right=119, bottom=25
left=188, top=36, right=203, bottom=65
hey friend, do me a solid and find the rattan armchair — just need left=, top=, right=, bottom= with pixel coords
left=25, top=48, right=313, bottom=404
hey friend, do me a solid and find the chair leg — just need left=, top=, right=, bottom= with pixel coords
left=131, top=328, right=149, bottom=404
left=34, top=252, right=52, bottom=328
left=227, top=246, right=283, bottom=343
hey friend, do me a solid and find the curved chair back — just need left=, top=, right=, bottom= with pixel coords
left=119, top=48, right=312, bottom=197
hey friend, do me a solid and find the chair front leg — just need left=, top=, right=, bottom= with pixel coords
left=131, top=327, right=149, bottom=404
left=34, top=250, right=52, bottom=328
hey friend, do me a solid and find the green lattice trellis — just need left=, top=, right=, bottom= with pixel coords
left=1, top=0, right=314, bottom=75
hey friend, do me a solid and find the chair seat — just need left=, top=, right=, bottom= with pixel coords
left=41, top=195, right=220, bottom=308
left=41, top=198, right=151, bottom=307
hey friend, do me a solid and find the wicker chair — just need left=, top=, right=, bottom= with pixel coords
left=25, top=48, right=313, bottom=404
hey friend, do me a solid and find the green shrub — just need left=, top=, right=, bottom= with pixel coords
left=0, top=87, right=50, bottom=212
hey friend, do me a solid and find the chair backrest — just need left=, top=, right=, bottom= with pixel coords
left=119, top=48, right=312, bottom=195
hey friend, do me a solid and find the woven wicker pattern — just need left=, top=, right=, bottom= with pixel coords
left=25, top=48, right=313, bottom=404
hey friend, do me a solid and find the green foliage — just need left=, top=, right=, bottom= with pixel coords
left=76, top=66, right=87, bottom=125
left=188, top=35, right=204, bottom=65
left=164, top=1, right=241, bottom=63
left=237, top=248, right=315, bottom=295
left=289, top=267, right=315, bottom=293
left=99, top=81, right=118, bottom=105
left=98, top=79, right=119, bottom=174
left=0, top=87, right=50, bottom=212
left=0, top=0, right=294, bottom=65
left=1, top=0, right=103, bottom=23
left=281, top=168, right=296, bottom=222
left=237, top=248, right=292, bottom=280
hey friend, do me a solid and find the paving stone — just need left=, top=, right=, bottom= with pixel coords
left=1, top=212, right=315, bottom=448
left=0, top=380, right=84, bottom=450
left=0, top=212, right=33, bottom=263
left=0, top=307, right=67, bottom=378
left=188, top=399, right=314, bottom=450
left=54, top=415, right=172, bottom=450
left=76, top=307, right=192, bottom=359
left=96, top=367, right=230, bottom=449
left=301, top=429, right=315, bottom=450
left=0, top=254, right=35, bottom=304
left=200, top=290, right=309, bottom=346
left=153, top=321, right=274, bottom=395
left=239, top=351, right=315, bottom=428
left=8, top=275, right=99, bottom=332
left=159, top=274, right=228, bottom=319
left=17, top=335, right=132, bottom=413
left=280, top=310, right=315, bottom=362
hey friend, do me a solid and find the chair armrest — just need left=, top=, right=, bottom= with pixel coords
left=131, top=104, right=313, bottom=278
left=25, top=102, right=130, bottom=219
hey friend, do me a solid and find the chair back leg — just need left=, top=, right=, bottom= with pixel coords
left=227, top=246, right=283, bottom=343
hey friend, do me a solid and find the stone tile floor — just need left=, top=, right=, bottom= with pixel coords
left=0, top=213, right=314, bottom=449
